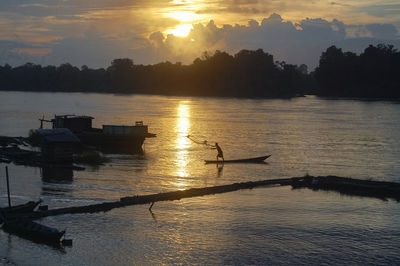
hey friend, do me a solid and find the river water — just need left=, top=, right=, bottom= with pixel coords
left=1, top=91, right=400, bottom=265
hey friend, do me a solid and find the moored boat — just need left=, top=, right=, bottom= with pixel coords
left=0, top=209, right=65, bottom=244
left=1, top=200, right=42, bottom=215
left=38, top=115, right=156, bottom=153
left=1, top=218, right=65, bottom=243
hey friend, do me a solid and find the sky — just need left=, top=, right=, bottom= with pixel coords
left=0, top=0, right=399, bottom=69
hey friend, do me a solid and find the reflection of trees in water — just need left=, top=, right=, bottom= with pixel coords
left=41, top=167, right=73, bottom=183
left=41, top=166, right=73, bottom=196
left=98, top=145, right=144, bottom=155
left=105, top=153, right=149, bottom=173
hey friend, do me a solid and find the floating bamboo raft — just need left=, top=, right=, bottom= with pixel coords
left=18, top=175, right=400, bottom=220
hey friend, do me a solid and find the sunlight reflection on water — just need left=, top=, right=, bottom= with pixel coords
left=174, top=101, right=192, bottom=180
left=1, top=92, right=400, bottom=265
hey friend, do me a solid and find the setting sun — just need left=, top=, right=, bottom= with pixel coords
left=166, top=24, right=193, bottom=37
left=163, top=10, right=203, bottom=37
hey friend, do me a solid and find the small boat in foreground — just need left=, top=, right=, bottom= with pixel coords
left=205, top=155, right=271, bottom=164
left=0, top=209, right=65, bottom=244
left=0, top=200, right=42, bottom=223
left=1, top=200, right=42, bottom=215
left=1, top=218, right=65, bottom=244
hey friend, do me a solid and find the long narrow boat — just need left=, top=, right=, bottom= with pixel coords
left=1, top=200, right=42, bottom=215
left=205, top=155, right=271, bottom=164
left=0, top=210, right=65, bottom=244
left=2, top=219, right=65, bottom=243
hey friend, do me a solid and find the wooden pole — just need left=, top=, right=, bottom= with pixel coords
left=5, top=166, right=11, bottom=208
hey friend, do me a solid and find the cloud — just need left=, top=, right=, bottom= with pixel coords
left=346, top=23, right=399, bottom=39
left=145, top=14, right=399, bottom=69
left=0, top=10, right=399, bottom=70
left=366, top=23, right=398, bottom=39
left=15, top=47, right=52, bottom=56
left=353, top=4, right=400, bottom=18
left=0, top=40, right=50, bottom=66
left=0, top=1, right=170, bottom=17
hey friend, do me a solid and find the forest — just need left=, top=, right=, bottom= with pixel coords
left=0, top=44, right=399, bottom=99
left=314, top=44, right=400, bottom=98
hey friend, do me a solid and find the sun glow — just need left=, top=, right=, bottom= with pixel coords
left=167, top=11, right=202, bottom=22
left=166, top=24, right=193, bottom=37
left=163, top=10, right=205, bottom=37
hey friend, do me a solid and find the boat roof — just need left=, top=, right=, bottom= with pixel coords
left=35, top=128, right=80, bottom=143
left=54, top=114, right=94, bottom=120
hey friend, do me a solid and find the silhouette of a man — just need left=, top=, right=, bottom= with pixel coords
left=215, top=142, right=224, bottom=162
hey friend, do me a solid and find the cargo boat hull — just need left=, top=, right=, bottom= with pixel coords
left=77, top=131, right=146, bottom=154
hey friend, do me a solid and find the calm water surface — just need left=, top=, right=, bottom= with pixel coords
left=1, top=91, right=400, bottom=265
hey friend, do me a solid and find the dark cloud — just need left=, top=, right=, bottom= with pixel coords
left=346, top=23, right=399, bottom=39
left=366, top=23, right=398, bottom=39
left=0, top=40, right=50, bottom=66
left=0, top=0, right=170, bottom=19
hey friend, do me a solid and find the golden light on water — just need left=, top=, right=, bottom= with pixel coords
left=175, top=101, right=192, bottom=183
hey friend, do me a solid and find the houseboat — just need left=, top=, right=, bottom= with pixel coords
left=40, top=115, right=156, bottom=153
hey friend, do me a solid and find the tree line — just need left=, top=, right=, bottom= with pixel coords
left=0, top=44, right=399, bottom=99
left=314, top=44, right=400, bottom=98
left=0, top=49, right=309, bottom=98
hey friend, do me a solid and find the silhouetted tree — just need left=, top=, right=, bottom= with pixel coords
left=315, top=44, right=400, bottom=98
left=107, top=58, right=136, bottom=93
left=0, top=49, right=311, bottom=98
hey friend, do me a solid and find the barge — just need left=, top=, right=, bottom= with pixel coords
left=40, top=115, right=156, bottom=153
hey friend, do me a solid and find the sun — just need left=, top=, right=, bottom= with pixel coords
left=166, top=24, right=193, bottom=37
left=163, top=10, right=204, bottom=37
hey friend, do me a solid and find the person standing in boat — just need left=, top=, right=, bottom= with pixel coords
left=215, top=142, right=224, bottom=162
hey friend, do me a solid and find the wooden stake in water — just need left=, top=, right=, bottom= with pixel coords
left=5, top=166, right=11, bottom=208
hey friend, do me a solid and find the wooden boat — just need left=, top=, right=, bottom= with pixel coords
left=1, top=200, right=41, bottom=215
left=2, top=219, right=65, bottom=243
left=205, top=155, right=271, bottom=164
left=0, top=210, right=65, bottom=244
